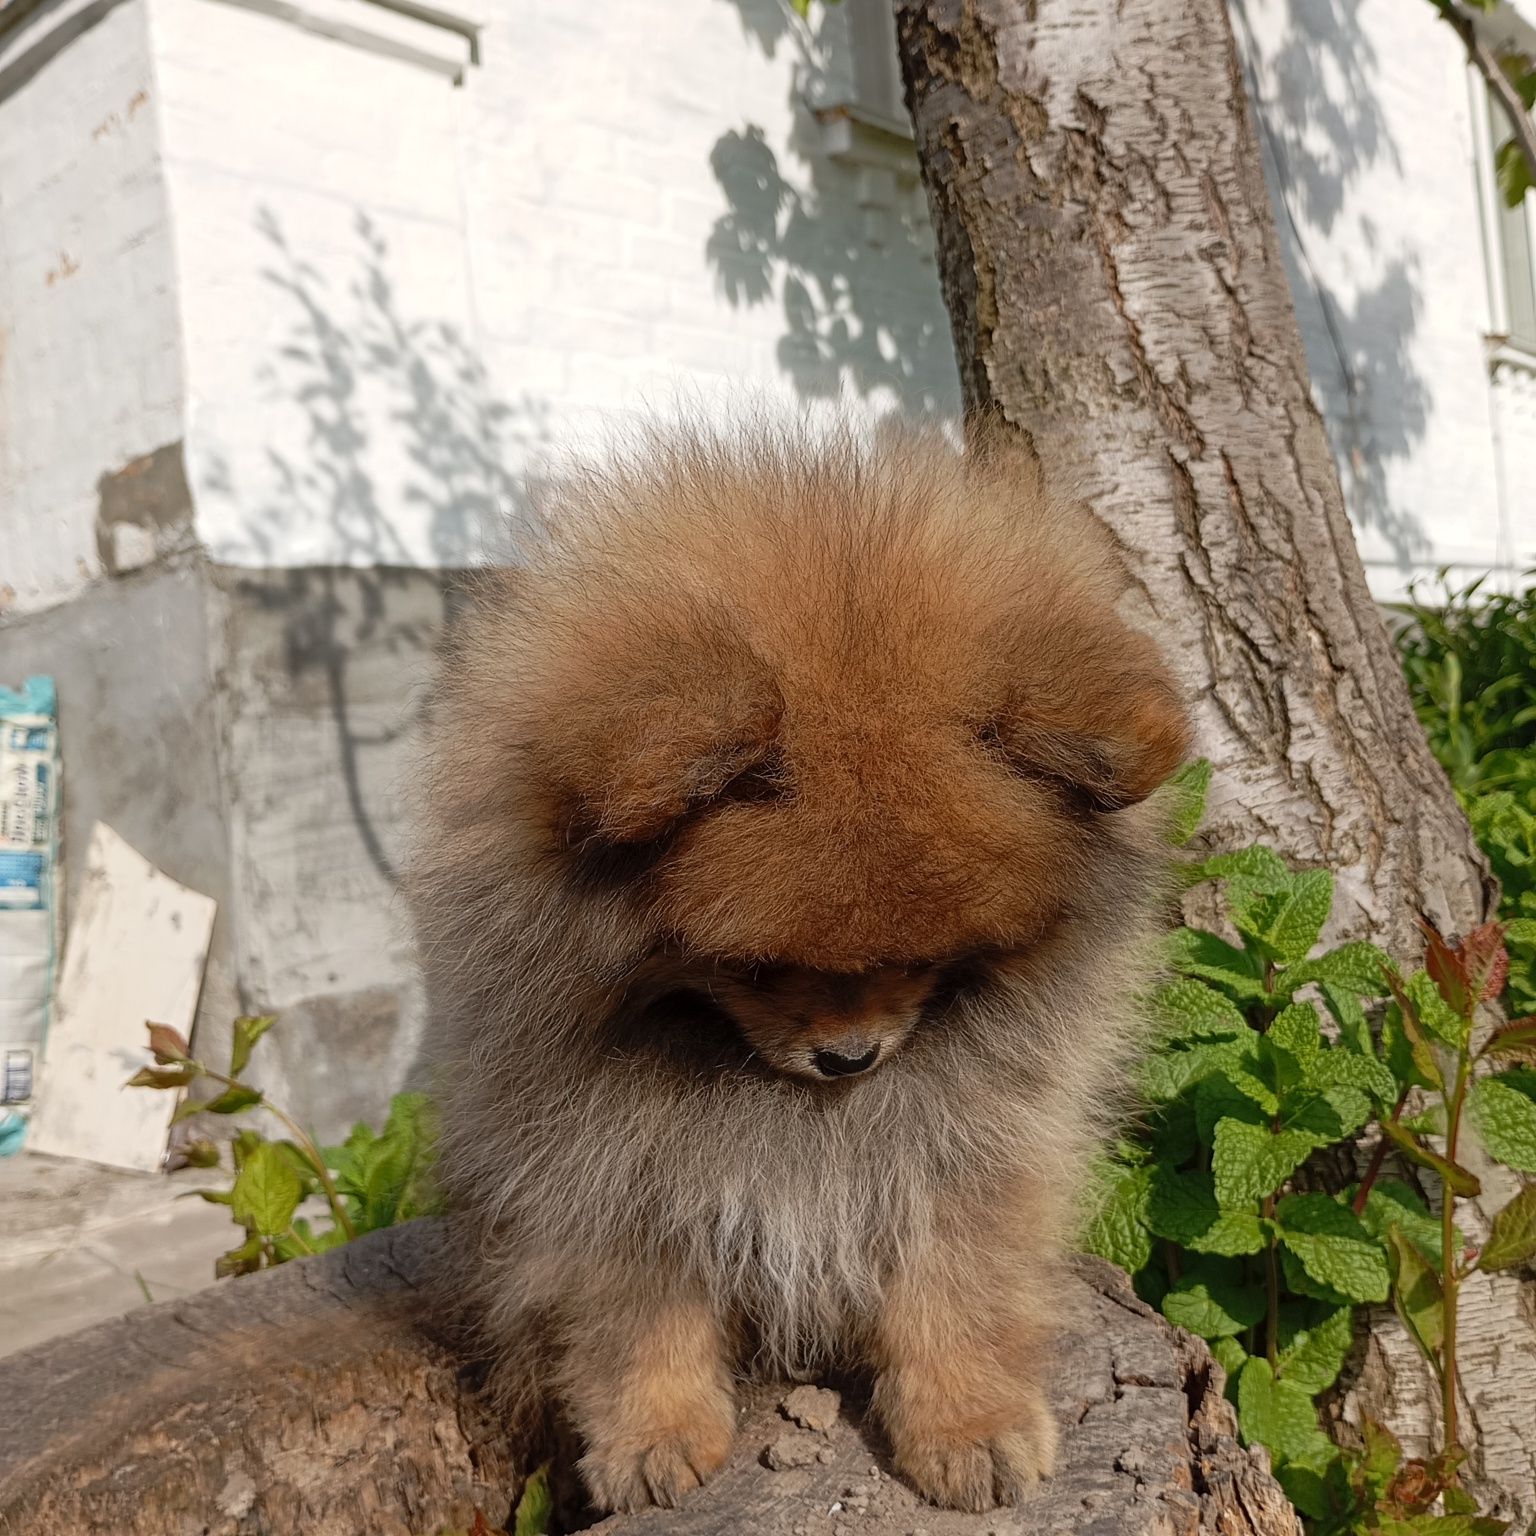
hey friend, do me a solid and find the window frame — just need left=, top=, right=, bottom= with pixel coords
left=1470, top=56, right=1536, bottom=364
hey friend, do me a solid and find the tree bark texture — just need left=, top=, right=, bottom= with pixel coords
left=0, top=1222, right=1301, bottom=1536
left=892, top=0, right=1531, bottom=1518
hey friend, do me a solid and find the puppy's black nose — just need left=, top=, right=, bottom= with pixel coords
left=813, top=1043, right=880, bottom=1078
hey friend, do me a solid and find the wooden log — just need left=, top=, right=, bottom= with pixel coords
left=0, top=1221, right=1301, bottom=1536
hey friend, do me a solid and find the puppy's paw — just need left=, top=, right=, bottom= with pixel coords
left=580, top=1405, right=735, bottom=1512
left=892, top=1392, right=1058, bottom=1511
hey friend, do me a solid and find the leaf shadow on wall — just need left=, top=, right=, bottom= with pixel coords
left=1231, top=0, right=1430, bottom=570
left=206, top=207, right=548, bottom=890
left=705, top=0, right=959, bottom=415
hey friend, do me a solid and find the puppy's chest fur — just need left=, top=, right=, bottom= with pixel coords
left=508, top=1045, right=1042, bottom=1373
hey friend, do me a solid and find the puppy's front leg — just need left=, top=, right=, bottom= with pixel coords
left=873, top=1237, right=1060, bottom=1511
left=558, top=1276, right=736, bottom=1512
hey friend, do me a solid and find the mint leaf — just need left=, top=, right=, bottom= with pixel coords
left=1265, top=870, right=1334, bottom=964
left=1276, top=1463, right=1343, bottom=1523
left=1083, top=1162, right=1153, bottom=1273
left=1166, top=928, right=1269, bottom=1005
left=1141, top=1037, right=1255, bottom=1103
left=1195, top=1074, right=1268, bottom=1140
left=1282, top=942, right=1393, bottom=999
left=1147, top=1099, right=1200, bottom=1165
left=1281, top=1243, right=1353, bottom=1306
left=1277, top=1304, right=1354, bottom=1394
left=1236, top=1356, right=1338, bottom=1466
left=1145, top=1167, right=1267, bottom=1254
left=1213, top=1120, right=1316, bottom=1208
left=1269, top=1002, right=1321, bottom=1062
left=1282, top=1083, right=1373, bottom=1145
left=1479, top=1185, right=1536, bottom=1272
left=1305, top=1046, right=1399, bottom=1107
left=1149, top=978, right=1251, bottom=1041
left=1210, top=1335, right=1248, bottom=1382
left=1357, top=1178, right=1460, bottom=1266
left=1274, top=1193, right=1390, bottom=1303
left=1199, top=846, right=1290, bottom=884
left=1468, top=1070, right=1536, bottom=1172
left=1379, top=1517, right=1512, bottom=1536
left=1401, top=968, right=1467, bottom=1051
left=1161, top=1259, right=1266, bottom=1340
left=1386, top=1225, right=1444, bottom=1358
left=1318, top=981, right=1374, bottom=1054
left=1164, top=758, right=1212, bottom=846
left=1264, top=1002, right=1322, bottom=1094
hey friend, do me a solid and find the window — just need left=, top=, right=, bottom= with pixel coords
left=843, top=0, right=909, bottom=136
left=1473, top=66, right=1536, bottom=355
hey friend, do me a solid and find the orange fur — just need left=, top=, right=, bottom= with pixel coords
left=408, top=420, right=1190, bottom=1514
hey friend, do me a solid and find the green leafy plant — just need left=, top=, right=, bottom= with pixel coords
left=1395, top=572, right=1536, bottom=1017
left=130, top=1016, right=441, bottom=1276
left=1089, top=765, right=1536, bottom=1534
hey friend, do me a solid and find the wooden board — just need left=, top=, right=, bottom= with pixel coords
left=27, top=823, right=215, bottom=1173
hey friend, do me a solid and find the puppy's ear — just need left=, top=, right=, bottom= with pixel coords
left=539, top=603, right=783, bottom=845
left=986, top=614, right=1191, bottom=812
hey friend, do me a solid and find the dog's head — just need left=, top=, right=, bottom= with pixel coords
left=455, top=429, right=1191, bottom=1081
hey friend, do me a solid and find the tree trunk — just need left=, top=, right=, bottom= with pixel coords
left=0, top=1221, right=1300, bottom=1536
left=892, top=0, right=1530, bottom=1519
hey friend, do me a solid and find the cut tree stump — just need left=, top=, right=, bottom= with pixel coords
left=0, top=1220, right=1301, bottom=1536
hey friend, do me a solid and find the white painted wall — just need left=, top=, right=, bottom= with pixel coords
left=1234, top=0, right=1535, bottom=601
left=0, top=0, right=183, bottom=617
left=6, top=0, right=1529, bottom=611
left=147, top=0, right=488, bottom=569
left=141, top=0, right=1534, bottom=600
left=145, top=0, right=958, bottom=574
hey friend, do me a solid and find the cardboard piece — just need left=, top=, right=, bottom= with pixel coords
left=28, top=823, right=215, bottom=1173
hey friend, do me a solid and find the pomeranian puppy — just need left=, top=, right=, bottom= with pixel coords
left=409, top=423, right=1190, bottom=1515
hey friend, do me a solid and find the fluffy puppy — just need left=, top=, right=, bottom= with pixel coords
left=409, top=423, right=1190, bottom=1515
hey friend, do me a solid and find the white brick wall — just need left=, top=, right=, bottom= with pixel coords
left=0, top=0, right=184, bottom=616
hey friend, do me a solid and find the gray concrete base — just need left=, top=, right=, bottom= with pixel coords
left=0, top=1151, right=231, bottom=1357
left=0, top=557, right=462, bottom=1146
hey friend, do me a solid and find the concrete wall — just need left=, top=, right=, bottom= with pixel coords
left=207, top=566, right=455, bottom=1138
left=0, top=562, right=239, bottom=1063
left=5, top=0, right=1536, bottom=1138
left=0, top=0, right=186, bottom=617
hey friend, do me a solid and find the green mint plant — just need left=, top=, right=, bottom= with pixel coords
left=1379, top=920, right=1536, bottom=1470
left=1087, top=763, right=1536, bottom=1534
left=1394, top=572, right=1536, bottom=1018
left=130, top=1016, right=441, bottom=1276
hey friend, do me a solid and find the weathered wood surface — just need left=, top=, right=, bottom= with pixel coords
left=892, top=0, right=1530, bottom=1519
left=0, top=1220, right=1299, bottom=1536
